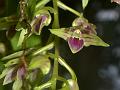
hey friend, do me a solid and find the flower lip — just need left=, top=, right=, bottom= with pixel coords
left=34, top=15, right=47, bottom=33
left=68, top=36, right=84, bottom=53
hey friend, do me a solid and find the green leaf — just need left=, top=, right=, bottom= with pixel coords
left=26, top=34, right=41, bottom=48
left=17, top=29, right=27, bottom=47
left=82, top=0, right=89, bottom=9
left=29, top=55, right=51, bottom=75
left=4, top=58, right=19, bottom=67
left=10, top=31, right=41, bottom=51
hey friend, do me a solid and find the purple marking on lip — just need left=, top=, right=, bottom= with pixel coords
left=35, top=15, right=47, bottom=33
left=68, top=37, right=84, bottom=53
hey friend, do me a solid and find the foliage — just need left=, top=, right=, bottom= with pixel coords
left=0, top=0, right=111, bottom=90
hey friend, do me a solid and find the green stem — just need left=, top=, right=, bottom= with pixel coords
left=34, top=81, right=51, bottom=90
left=58, top=57, right=77, bottom=81
left=52, top=0, right=60, bottom=28
left=51, top=0, right=60, bottom=89
left=57, top=1, right=83, bottom=17
left=32, top=42, right=54, bottom=56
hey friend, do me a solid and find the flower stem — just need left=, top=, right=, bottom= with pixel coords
left=57, top=1, right=83, bottom=17
left=32, top=42, right=54, bottom=56
left=51, top=0, right=60, bottom=89
left=58, top=57, right=77, bottom=81
left=34, top=81, right=51, bottom=90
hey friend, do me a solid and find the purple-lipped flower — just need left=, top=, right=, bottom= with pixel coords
left=31, top=12, right=51, bottom=35
left=50, top=17, right=109, bottom=53
left=67, top=18, right=97, bottom=53
left=68, top=29, right=84, bottom=53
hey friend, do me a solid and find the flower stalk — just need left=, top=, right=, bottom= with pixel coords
left=51, top=0, right=60, bottom=89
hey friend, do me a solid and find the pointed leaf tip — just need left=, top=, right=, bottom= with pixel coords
left=82, top=0, right=89, bottom=9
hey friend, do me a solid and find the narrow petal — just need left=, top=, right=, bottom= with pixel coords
left=3, top=68, right=15, bottom=85
left=68, top=37, right=84, bottom=53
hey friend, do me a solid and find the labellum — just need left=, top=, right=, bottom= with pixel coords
left=31, top=14, right=48, bottom=35
left=68, top=29, right=84, bottom=53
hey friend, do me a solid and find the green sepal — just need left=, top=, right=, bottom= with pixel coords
left=83, top=34, right=110, bottom=47
left=82, top=0, right=89, bottom=9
